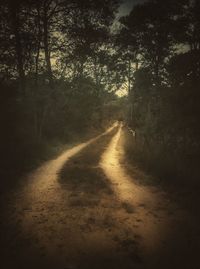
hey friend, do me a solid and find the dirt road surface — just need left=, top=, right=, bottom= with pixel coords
left=0, top=123, right=199, bottom=269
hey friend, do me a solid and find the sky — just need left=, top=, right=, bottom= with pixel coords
left=118, top=0, right=147, bottom=17
left=115, top=0, right=147, bottom=97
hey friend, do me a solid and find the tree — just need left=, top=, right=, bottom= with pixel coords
left=117, top=0, right=200, bottom=182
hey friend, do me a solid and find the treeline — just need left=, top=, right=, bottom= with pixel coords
left=117, top=0, right=200, bottom=183
left=0, top=0, right=122, bottom=181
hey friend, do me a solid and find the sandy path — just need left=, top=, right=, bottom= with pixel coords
left=101, top=124, right=172, bottom=263
left=1, top=123, right=199, bottom=269
left=100, top=124, right=199, bottom=269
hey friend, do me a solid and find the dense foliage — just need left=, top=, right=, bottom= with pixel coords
left=118, top=0, right=200, bottom=183
left=0, top=0, right=122, bottom=182
left=1, top=0, right=199, bottom=186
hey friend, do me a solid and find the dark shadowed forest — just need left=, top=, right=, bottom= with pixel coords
left=0, top=0, right=124, bottom=185
left=117, top=0, right=200, bottom=185
left=0, top=0, right=200, bottom=268
left=1, top=0, right=200, bottom=186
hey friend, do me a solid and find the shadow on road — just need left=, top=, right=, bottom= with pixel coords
left=2, top=124, right=198, bottom=269
left=1, top=124, right=143, bottom=269
left=58, top=127, right=117, bottom=198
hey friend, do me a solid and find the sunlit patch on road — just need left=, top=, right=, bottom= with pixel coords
left=1, top=122, right=196, bottom=269
left=100, top=123, right=171, bottom=258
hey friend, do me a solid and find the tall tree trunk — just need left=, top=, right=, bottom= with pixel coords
left=94, top=56, right=98, bottom=85
left=135, top=59, right=139, bottom=71
left=9, top=2, right=25, bottom=93
left=35, top=4, right=41, bottom=87
left=155, top=55, right=160, bottom=88
left=43, top=5, right=53, bottom=87
left=128, top=58, right=131, bottom=96
left=127, top=57, right=133, bottom=123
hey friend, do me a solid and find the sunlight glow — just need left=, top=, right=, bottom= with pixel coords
left=116, top=84, right=128, bottom=97
left=100, top=123, right=169, bottom=253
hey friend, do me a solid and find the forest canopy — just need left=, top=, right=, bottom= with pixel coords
left=116, top=0, right=200, bottom=182
left=0, top=0, right=199, bottom=184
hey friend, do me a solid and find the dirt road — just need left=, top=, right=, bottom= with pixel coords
left=0, top=123, right=199, bottom=269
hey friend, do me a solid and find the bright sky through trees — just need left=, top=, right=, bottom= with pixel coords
left=116, top=0, right=147, bottom=97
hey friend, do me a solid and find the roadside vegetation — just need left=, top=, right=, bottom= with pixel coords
left=116, top=0, right=200, bottom=185
left=0, top=0, right=199, bottom=189
left=0, top=0, right=123, bottom=187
